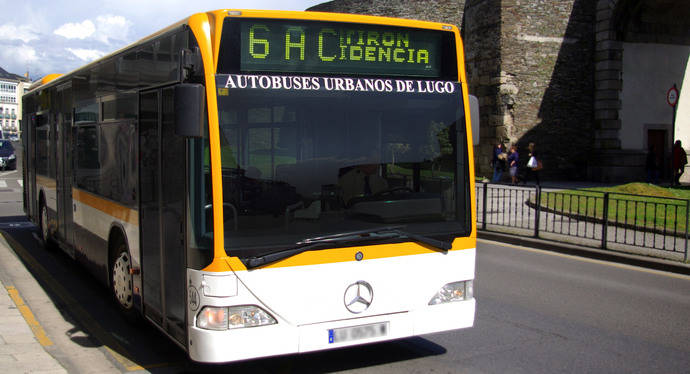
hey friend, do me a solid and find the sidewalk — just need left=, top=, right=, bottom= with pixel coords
left=0, top=259, right=67, bottom=373
left=0, top=231, right=120, bottom=374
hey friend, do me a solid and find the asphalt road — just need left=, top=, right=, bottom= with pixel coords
left=1, top=146, right=689, bottom=373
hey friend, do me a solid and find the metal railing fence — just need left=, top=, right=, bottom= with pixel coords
left=476, top=183, right=689, bottom=262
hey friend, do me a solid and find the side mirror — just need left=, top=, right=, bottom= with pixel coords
left=174, top=84, right=206, bottom=138
left=468, top=95, right=480, bottom=146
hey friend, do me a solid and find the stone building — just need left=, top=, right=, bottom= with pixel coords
left=309, top=0, right=690, bottom=183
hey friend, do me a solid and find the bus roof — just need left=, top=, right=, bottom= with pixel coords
left=24, top=9, right=460, bottom=95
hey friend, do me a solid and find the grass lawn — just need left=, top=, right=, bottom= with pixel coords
left=539, top=183, right=689, bottom=232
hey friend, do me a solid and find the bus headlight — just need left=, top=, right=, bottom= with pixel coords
left=227, top=305, right=277, bottom=329
left=428, top=280, right=473, bottom=305
left=196, top=305, right=277, bottom=330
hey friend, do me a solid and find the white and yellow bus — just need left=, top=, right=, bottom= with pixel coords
left=22, top=9, right=477, bottom=363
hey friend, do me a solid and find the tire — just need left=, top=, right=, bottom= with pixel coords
left=39, top=202, right=52, bottom=248
left=111, top=243, right=138, bottom=322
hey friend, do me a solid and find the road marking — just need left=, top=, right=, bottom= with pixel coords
left=478, top=238, right=690, bottom=280
left=0, top=170, right=18, bottom=177
left=17, top=179, right=22, bottom=187
left=0, top=180, right=7, bottom=188
left=5, top=285, right=54, bottom=347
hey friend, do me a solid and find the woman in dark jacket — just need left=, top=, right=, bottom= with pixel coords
left=507, top=145, right=519, bottom=184
left=491, top=143, right=506, bottom=183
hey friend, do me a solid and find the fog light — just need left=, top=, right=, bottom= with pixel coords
left=428, top=280, right=473, bottom=305
left=197, top=306, right=228, bottom=330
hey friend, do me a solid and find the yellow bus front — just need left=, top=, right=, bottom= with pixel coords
left=184, top=10, right=476, bottom=363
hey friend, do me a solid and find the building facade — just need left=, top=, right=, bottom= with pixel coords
left=0, top=67, right=30, bottom=139
left=309, top=0, right=690, bottom=183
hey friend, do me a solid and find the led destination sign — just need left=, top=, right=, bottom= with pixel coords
left=237, top=19, right=446, bottom=77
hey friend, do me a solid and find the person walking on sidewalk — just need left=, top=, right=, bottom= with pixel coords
left=525, top=142, right=541, bottom=186
left=672, top=140, right=687, bottom=186
left=491, top=143, right=507, bottom=183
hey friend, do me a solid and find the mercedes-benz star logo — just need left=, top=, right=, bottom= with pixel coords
left=344, top=281, right=373, bottom=314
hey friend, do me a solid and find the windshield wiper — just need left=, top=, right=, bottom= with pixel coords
left=244, top=226, right=451, bottom=269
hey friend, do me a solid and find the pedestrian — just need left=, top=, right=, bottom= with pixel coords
left=507, top=144, right=519, bottom=184
left=491, top=143, right=506, bottom=183
left=672, top=140, right=687, bottom=186
left=525, top=142, right=541, bottom=186
left=645, top=145, right=659, bottom=184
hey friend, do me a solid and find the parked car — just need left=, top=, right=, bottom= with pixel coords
left=0, top=140, right=16, bottom=170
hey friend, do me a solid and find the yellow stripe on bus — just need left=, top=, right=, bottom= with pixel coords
left=35, top=175, right=57, bottom=189
left=224, top=236, right=476, bottom=271
left=72, top=188, right=139, bottom=226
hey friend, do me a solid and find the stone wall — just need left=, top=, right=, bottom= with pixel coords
left=309, top=0, right=465, bottom=24
left=463, top=0, right=503, bottom=175
left=500, top=0, right=595, bottom=179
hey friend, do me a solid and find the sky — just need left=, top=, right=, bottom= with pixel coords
left=0, top=0, right=325, bottom=80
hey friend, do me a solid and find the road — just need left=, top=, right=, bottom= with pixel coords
left=1, top=149, right=689, bottom=373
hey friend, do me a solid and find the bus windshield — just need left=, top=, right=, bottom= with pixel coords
left=207, top=74, right=468, bottom=260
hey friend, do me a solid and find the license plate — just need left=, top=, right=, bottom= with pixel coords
left=328, top=322, right=389, bottom=344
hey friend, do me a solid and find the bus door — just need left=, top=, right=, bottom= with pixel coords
left=56, top=85, right=75, bottom=254
left=24, top=113, right=38, bottom=220
left=139, top=87, right=186, bottom=345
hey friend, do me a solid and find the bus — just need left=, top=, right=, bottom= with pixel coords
left=22, top=9, right=477, bottom=363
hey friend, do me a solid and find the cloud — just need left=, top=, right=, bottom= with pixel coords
left=53, top=15, right=131, bottom=45
left=0, top=45, right=38, bottom=63
left=93, top=15, right=131, bottom=44
left=54, top=20, right=96, bottom=40
left=0, top=24, right=40, bottom=43
left=66, top=48, right=106, bottom=62
left=0, top=44, right=38, bottom=75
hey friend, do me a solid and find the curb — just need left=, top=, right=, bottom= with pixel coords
left=478, top=230, right=690, bottom=276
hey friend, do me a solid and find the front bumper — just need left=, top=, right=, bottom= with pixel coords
left=188, top=298, right=475, bottom=363
left=0, top=157, right=15, bottom=169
